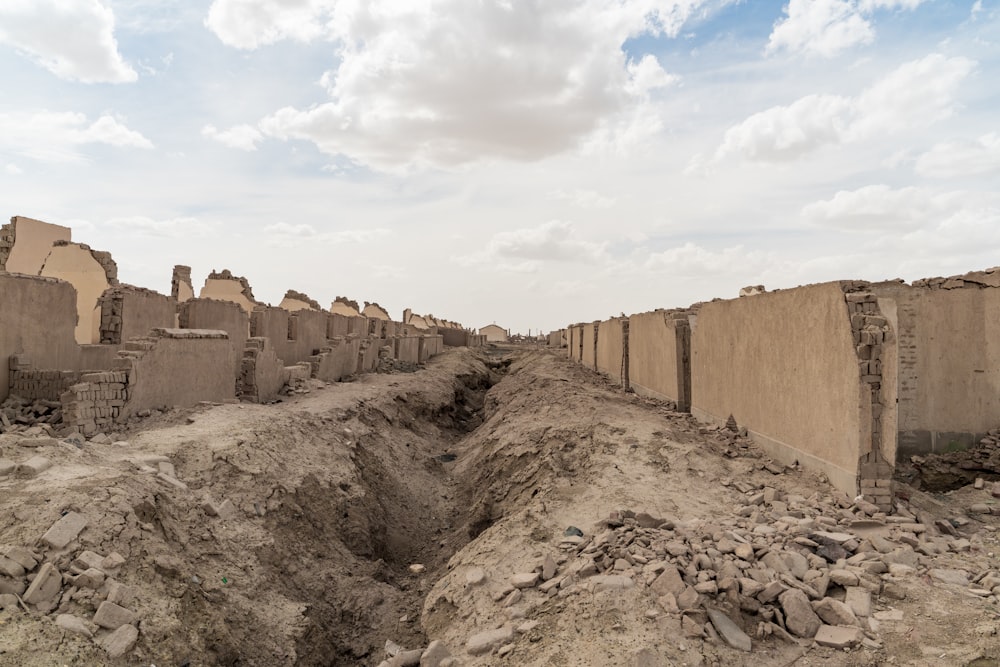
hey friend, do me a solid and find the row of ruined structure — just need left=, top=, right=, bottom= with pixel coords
left=1, top=216, right=486, bottom=435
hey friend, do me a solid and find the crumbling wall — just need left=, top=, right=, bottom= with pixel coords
left=596, top=318, right=627, bottom=387
left=171, top=265, right=193, bottom=303
left=8, top=355, right=84, bottom=402
left=311, top=336, right=360, bottom=381
left=581, top=322, right=597, bottom=370
left=358, top=338, right=380, bottom=374
left=328, top=313, right=367, bottom=338
left=395, top=337, right=420, bottom=364
left=0, top=274, right=80, bottom=402
left=418, top=335, right=443, bottom=363
left=97, top=286, right=176, bottom=344
left=199, top=269, right=257, bottom=312
left=39, top=241, right=118, bottom=344
left=240, top=337, right=285, bottom=403
left=872, top=270, right=1000, bottom=456
left=279, top=289, right=322, bottom=312
left=284, top=309, right=330, bottom=364
left=441, top=329, right=471, bottom=347
left=61, top=370, right=128, bottom=436
left=117, top=329, right=235, bottom=417
left=178, top=298, right=248, bottom=373
left=0, top=216, right=72, bottom=274
left=362, top=302, right=390, bottom=320
left=690, top=282, right=897, bottom=498
left=628, top=310, right=692, bottom=411
left=330, top=296, right=361, bottom=316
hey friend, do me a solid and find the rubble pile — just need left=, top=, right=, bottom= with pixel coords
left=908, top=429, right=1000, bottom=491
left=0, top=395, right=62, bottom=431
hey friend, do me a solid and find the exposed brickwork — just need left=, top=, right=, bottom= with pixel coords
left=283, top=289, right=322, bottom=310
left=0, top=218, right=13, bottom=271
left=171, top=265, right=192, bottom=300
left=60, top=371, right=129, bottom=436
left=207, top=269, right=256, bottom=303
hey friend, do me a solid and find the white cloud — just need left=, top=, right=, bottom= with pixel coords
left=0, top=111, right=153, bottom=163
left=767, top=0, right=925, bottom=58
left=0, top=0, right=137, bottom=83
left=105, top=215, right=215, bottom=238
left=713, top=53, right=974, bottom=162
left=5, top=163, right=23, bottom=175
left=202, top=124, right=263, bottom=151
left=550, top=189, right=617, bottom=209
left=802, top=184, right=937, bottom=229
left=455, top=220, right=606, bottom=273
left=262, top=222, right=390, bottom=247
left=210, top=1, right=705, bottom=169
left=643, top=242, right=773, bottom=275
left=914, top=132, right=1000, bottom=178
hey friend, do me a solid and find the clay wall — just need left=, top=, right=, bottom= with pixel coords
left=581, top=323, right=597, bottom=370
left=284, top=309, right=330, bottom=365
left=595, top=318, right=627, bottom=386
left=98, top=286, right=176, bottom=344
left=872, top=274, right=1000, bottom=456
left=240, top=337, right=285, bottom=403
left=419, top=335, right=444, bottom=362
left=311, top=337, right=360, bottom=382
left=690, top=282, right=898, bottom=499
left=0, top=274, right=81, bottom=402
left=171, top=265, right=193, bottom=303
left=0, top=216, right=71, bottom=274
left=178, top=298, right=248, bottom=371
left=628, top=310, right=691, bottom=410
left=39, top=242, right=117, bottom=344
left=395, top=337, right=420, bottom=364
left=441, top=329, right=470, bottom=347
left=199, top=270, right=257, bottom=312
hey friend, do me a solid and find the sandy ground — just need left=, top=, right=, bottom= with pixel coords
left=0, top=346, right=998, bottom=666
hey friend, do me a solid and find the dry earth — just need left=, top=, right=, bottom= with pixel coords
left=1, top=347, right=999, bottom=666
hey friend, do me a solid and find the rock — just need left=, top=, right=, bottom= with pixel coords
left=74, top=567, right=105, bottom=589
left=41, top=511, right=88, bottom=549
left=650, top=565, right=685, bottom=598
left=706, top=609, right=752, bottom=651
left=93, top=601, right=137, bottom=629
left=844, top=587, right=871, bottom=617
left=814, top=624, right=863, bottom=649
left=502, top=589, right=521, bottom=607
left=542, top=554, right=557, bottom=581
left=511, top=572, right=540, bottom=589
left=15, top=455, right=52, bottom=478
left=589, top=575, right=635, bottom=592
left=0, top=556, right=25, bottom=578
left=929, top=568, right=969, bottom=586
left=466, top=626, right=514, bottom=655
left=71, top=550, right=105, bottom=571
left=153, top=554, right=183, bottom=578
left=101, top=552, right=126, bottom=571
left=779, top=589, right=822, bottom=638
left=783, top=551, right=809, bottom=580
left=0, top=578, right=26, bottom=596
left=0, top=459, right=16, bottom=476
left=813, top=597, right=858, bottom=626
left=100, top=623, right=139, bottom=658
left=516, top=620, right=539, bottom=634
left=873, top=609, right=904, bottom=621
left=734, top=543, right=755, bottom=561
left=828, top=569, right=859, bottom=587
left=388, top=649, right=423, bottom=666
left=757, top=580, right=786, bottom=603
left=409, top=564, right=426, bottom=575
left=676, top=586, right=700, bottom=610
left=420, top=641, right=453, bottom=667
left=681, top=614, right=704, bottom=638
left=55, top=614, right=93, bottom=638
left=23, top=562, right=61, bottom=604
left=465, top=567, right=486, bottom=586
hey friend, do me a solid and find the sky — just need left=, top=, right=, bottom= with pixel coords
left=1, top=1, right=998, bottom=334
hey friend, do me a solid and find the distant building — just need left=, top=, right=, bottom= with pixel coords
left=479, top=324, right=509, bottom=342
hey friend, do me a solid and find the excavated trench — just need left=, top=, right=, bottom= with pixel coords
left=254, top=355, right=513, bottom=666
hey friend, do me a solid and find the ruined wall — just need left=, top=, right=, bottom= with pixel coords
left=0, top=216, right=71, bottom=274
left=98, top=286, right=176, bottom=344
left=0, top=274, right=80, bottom=402
left=285, top=309, right=330, bottom=365
left=39, top=242, right=117, bottom=344
left=249, top=306, right=289, bottom=357
left=61, top=371, right=128, bottom=436
left=690, top=282, right=897, bottom=499
left=328, top=313, right=367, bottom=338
left=240, top=337, right=285, bottom=403
left=8, top=355, right=84, bottom=402
left=171, top=265, right=193, bottom=303
left=279, top=289, right=322, bottom=312
left=441, top=328, right=470, bottom=347
left=311, top=337, right=360, bottom=382
left=118, top=329, right=235, bottom=417
left=362, top=302, right=390, bottom=320
left=628, top=310, right=691, bottom=411
left=873, top=273, right=1000, bottom=456
left=331, top=297, right=361, bottom=317
left=199, top=270, right=257, bottom=312
left=418, top=335, right=444, bottom=363
left=395, top=337, right=420, bottom=364
left=595, top=318, right=627, bottom=386
left=581, top=323, right=597, bottom=370
left=178, top=298, right=248, bottom=377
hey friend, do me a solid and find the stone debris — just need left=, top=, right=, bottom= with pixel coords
left=41, top=511, right=88, bottom=549
left=707, top=608, right=752, bottom=651
left=55, top=613, right=95, bottom=638
left=99, top=623, right=139, bottom=658
left=466, top=626, right=514, bottom=655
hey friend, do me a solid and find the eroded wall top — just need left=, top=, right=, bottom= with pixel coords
left=199, top=269, right=259, bottom=313
left=279, top=289, right=322, bottom=312
left=0, top=216, right=72, bottom=275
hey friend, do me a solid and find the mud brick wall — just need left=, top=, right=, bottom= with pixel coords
left=419, top=335, right=443, bottom=361
left=872, top=272, right=1000, bottom=457
left=628, top=310, right=692, bottom=411
left=844, top=288, right=898, bottom=511
left=179, top=298, right=248, bottom=378
left=0, top=219, right=13, bottom=270
left=581, top=322, right=598, bottom=370
left=61, top=371, right=129, bottom=436
left=171, top=265, right=193, bottom=302
left=395, top=337, right=420, bottom=364
left=98, top=286, right=176, bottom=344
left=595, top=318, right=628, bottom=388
left=690, top=281, right=898, bottom=498
left=283, top=309, right=330, bottom=365
left=441, top=328, right=470, bottom=347
left=116, top=328, right=235, bottom=417
left=9, top=368, right=85, bottom=402
left=0, top=274, right=81, bottom=402
left=311, top=336, right=360, bottom=382
left=240, top=337, right=285, bottom=403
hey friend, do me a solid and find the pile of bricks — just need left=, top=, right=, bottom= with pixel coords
left=60, top=371, right=129, bottom=436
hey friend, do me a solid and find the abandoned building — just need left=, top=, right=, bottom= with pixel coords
left=478, top=324, right=509, bottom=343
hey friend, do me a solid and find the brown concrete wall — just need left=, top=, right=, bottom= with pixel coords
left=120, top=329, right=236, bottom=416
left=596, top=318, right=626, bottom=385
left=1, top=216, right=71, bottom=274
left=628, top=310, right=691, bottom=410
left=98, top=287, right=175, bottom=344
left=690, top=282, right=893, bottom=497
left=0, top=274, right=80, bottom=402
left=874, top=281, right=1000, bottom=455
left=178, top=298, right=248, bottom=373
left=581, top=323, right=597, bottom=370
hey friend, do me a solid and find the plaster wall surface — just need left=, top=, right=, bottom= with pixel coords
left=240, top=337, right=285, bottom=403
left=479, top=324, right=508, bottom=342
left=100, top=288, right=175, bottom=344
left=2, top=216, right=71, bottom=274
left=0, top=274, right=80, bottom=401
left=200, top=278, right=256, bottom=312
left=596, top=319, right=626, bottom=385
left=690, top=282, right=867, bottom=495
left=278, top=297, right=316, bottom=312
left=362, top=304, right=390, bottom=320
left=629, top=311, right=689, bottom=406
left=395, top=337, right=420, bottom=364
left=284, top=309, right=330, bottom=364
left=873, top=283, right=1000, bottom=455
left=441, top=329, right=470, bottom=347
left=330, top=301, right=361, bottom=316
left=178, top=298, right=248, bottom=373
left=39, top=244, right=111, bottom=344
left=581, top=323, right=597, bottom=369
left=311, top=337, right=359, bottom=381
left=250, top=307, right=289, bottom=358
left=121, top=329, right=235, bottom=416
